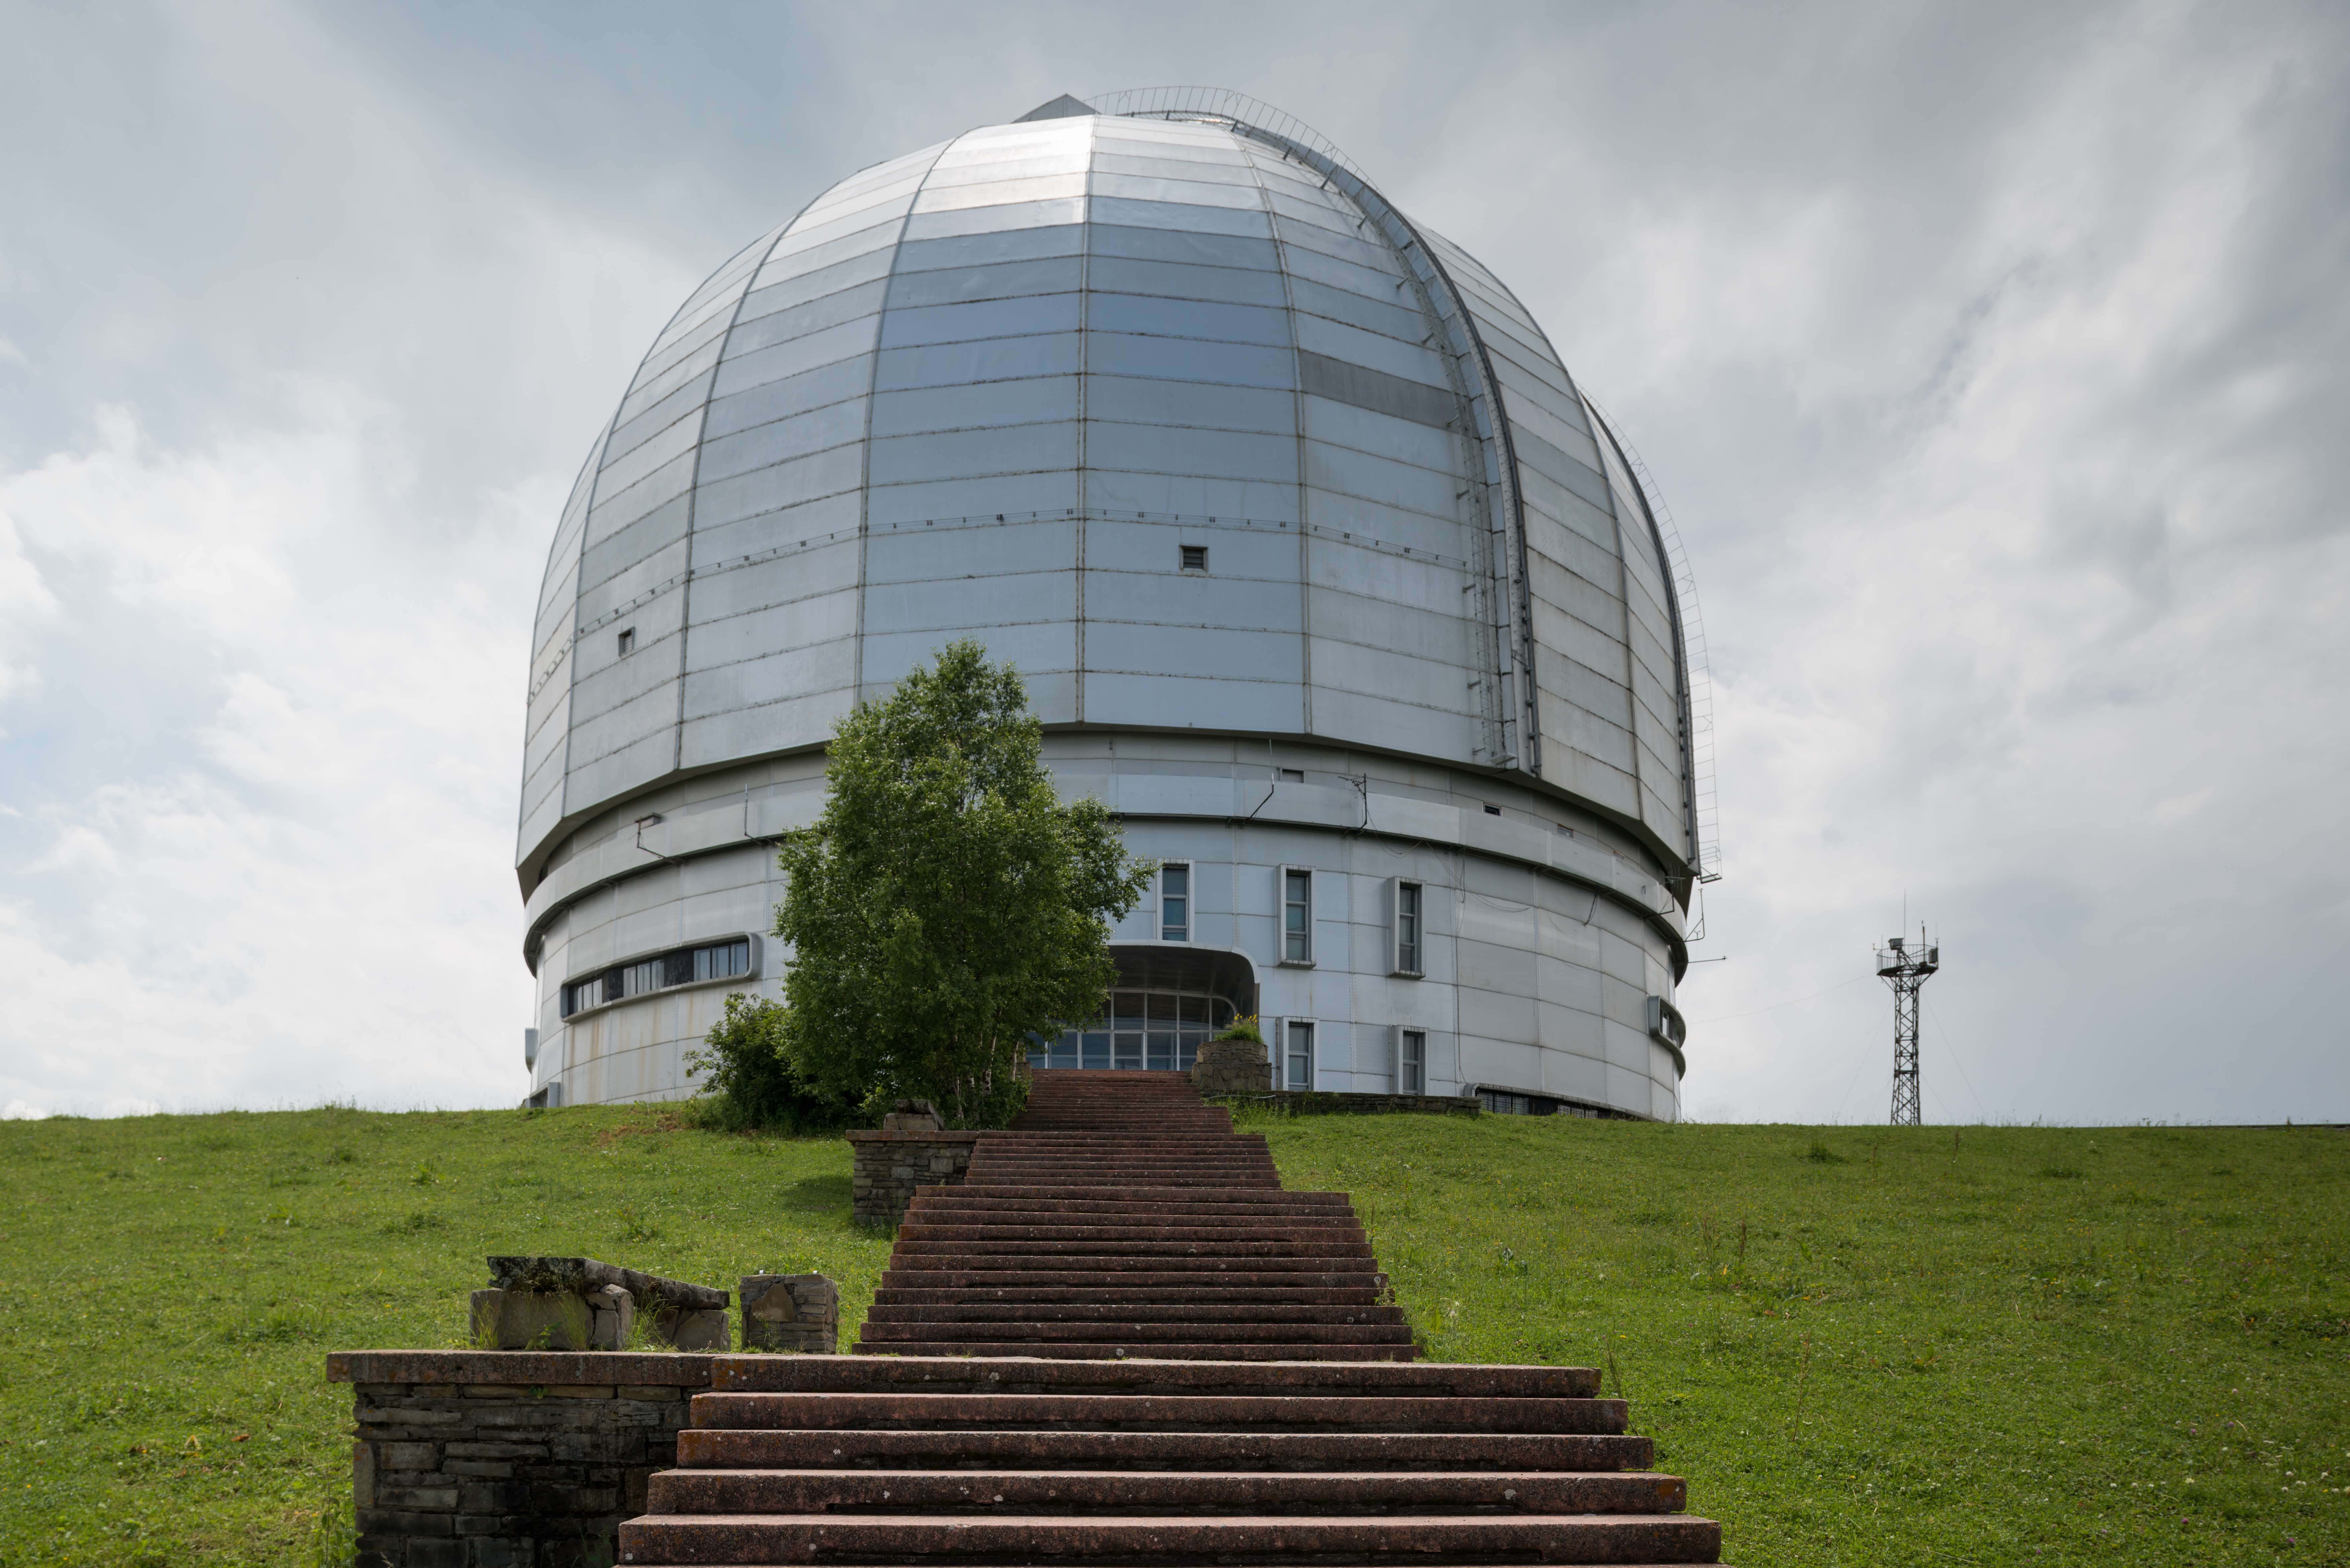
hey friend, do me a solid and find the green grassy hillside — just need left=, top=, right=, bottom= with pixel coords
left=0, top=1106, right=2343, bottom=1566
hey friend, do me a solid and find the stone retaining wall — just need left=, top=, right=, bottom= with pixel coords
left=845, top=1130, right=980, bottom=1227
left=328, top=1350, right=715, bottom=1568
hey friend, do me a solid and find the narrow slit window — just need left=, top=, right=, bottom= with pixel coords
left=1160, top=863, right=1189, bottom=942
left=616, top=627, right=637, bottom=656
left=1286, top=1019, right=1315, bottom=1091
left=1279, top=767, right=1305, bottom=783
left=1395, top=880, right=1423, bottom=976
left=1180, top=544, right=1208, bottom=572
left=1483, top=802, right=1502, bottom=816
left=1282, top=867, right=1312, bottom=964
left=1398, top=1029, right=1425, bottom=1095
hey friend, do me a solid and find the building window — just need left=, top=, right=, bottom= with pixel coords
left=559, top=936, right=751, bottom=1018
left=1285, top=1019, right=1315, bottom=1090
left=1392, top=879, right=1423, bottom=976
left=1032, top=988, right=1233, bottom=1073
left=1281, top=866, right=1312, bottom=965
left=1180, top=544, right=1208, bottom=572
left=1483, top=802, right=1502, bottom=816
left=1279, top=767, right=1305, bottom=783
left=1160, top=863, right=1189, bottom=941
left=617, top=627, right=636, bottom=656
left=1398, top=1028, right=1425, bottom=1095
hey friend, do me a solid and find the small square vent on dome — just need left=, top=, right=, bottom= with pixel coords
left=1016, top=93, right=1095, bottom=122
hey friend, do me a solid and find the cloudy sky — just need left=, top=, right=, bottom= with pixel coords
left=2, top=1, right=2342, bottom=1122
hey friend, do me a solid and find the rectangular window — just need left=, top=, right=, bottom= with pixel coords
left=1398, top=1028, right=1425, bottom=1095
left=617, top=627, right=636, bottom=656
left=1180, top=544, right=1208, bottom=572
left=1285, top=1019, right=1315, bottom=1091
left=1483, top=802, right=1502, bottom=816
left=1160, top=863, right=1189, bottom=942
left=1279, top=767, right=1305, bottom=783
left=558, top=936, right=754, bottom=1017
left=1281, top=866, right=1313, bottom=965
left=1391, top=879, right=1423, bottom=976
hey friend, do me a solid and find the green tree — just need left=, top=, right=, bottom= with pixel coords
left=772, top=639, right=1152, bottom=1126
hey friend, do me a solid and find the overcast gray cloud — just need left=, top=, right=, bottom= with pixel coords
left=2, top=0, right=2342, bottom=1120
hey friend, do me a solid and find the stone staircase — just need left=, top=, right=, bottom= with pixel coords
left=858, top=1070, right=1413, bottom=1361
left=615, top=1069, right=1720, bottom=1565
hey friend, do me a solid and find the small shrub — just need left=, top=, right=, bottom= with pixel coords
left=1803, top=1140, right=1848, bottom=1165
left=684, top=993, right=855, bottom=1133
left=1215, top=1014, right=1265, bottom=1045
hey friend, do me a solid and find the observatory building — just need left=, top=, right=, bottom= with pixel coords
left=517, top=90, right=1716, bottom=1119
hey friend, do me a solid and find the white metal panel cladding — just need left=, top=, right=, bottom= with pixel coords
left=520, top=97, right=1704, bottom=902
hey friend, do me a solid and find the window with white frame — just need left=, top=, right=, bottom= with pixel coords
left=1284, top=1018, right=1315, bottom=1090
left=1160, top=863, right=1189, bottom=942
left=1397, top=1028, right=1425, bottom=1094
left=1391, top=879, right=1423, bottom=976
left=1280, top=866, right=1312, bottom=965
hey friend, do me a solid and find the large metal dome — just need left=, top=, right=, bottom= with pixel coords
left=518, top=91, right=1714, bottom=1118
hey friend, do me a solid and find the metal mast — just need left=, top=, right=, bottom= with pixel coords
left=1874, top=927, right=1940, bottom=1125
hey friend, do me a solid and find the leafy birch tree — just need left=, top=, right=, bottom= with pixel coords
left=772, top=640, right=1151, bottom=1127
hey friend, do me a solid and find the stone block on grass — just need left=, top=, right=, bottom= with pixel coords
left=740, top=1273, right=839, bottom=1353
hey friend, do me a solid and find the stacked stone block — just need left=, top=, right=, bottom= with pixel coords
left=329, top=1351, right=714, bottom=1568
left=845, top=1129, right=979, bottom=1226
left=737, top=1274, right=837, bottom=1353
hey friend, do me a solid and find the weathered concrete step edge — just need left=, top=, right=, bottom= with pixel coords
left=673, top=1428, right=1650, bottom=1470
left=864, top=1305, right=1406, bottom=1323
left=849, top=1342, right=1421, bottom=1361
left=614, top=1511, right=1724, bottom=1564
left=856, top=1323, right=1413, bottom=1344
left=643, top=1468, right=1690, bottom=1515
left=687, top=1394, right=1629, bottom=1434
left=872, top=1270, right=1389, bottom=1287
left=887, top=1242, right=1377, bottom=1258
left=707, top=1357, right=1594, bottom=1398
left=873, top=1289, right=1387, bottom=1306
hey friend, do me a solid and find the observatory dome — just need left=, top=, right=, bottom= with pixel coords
left=519, top=90, right=1714, bottom=1119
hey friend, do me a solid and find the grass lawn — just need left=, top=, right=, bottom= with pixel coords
left=1251, top=1109, right=2350, bottom=1566
left=0, top=1104, right=2343, bottom=1565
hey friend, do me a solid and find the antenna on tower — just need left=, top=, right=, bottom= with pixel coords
left=1874, top=925, right=1940, bottom=1126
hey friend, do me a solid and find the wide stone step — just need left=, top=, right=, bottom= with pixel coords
left=644, top=1468, right=1689, bottom=1516
left=857, top=1322, right=1412, bottom=1345
left=850, top=1341, right=1420, bottom=1361
left=709, top=1357, right=1589, bottom=1399
left=688, top=1394, right=1627, bottom=1434
left=617, top=1510, right=1721, bottom=1564
left=896, top=1225, right=1366, bottom=1244
left=934, top=1188, right=1348, bottom=1208
left=885, top=1240, right=1376, bottom=1260
left=873, top=1288, right=1386, bottom=1307
left=907, top=1200, right=1355, bottom=1220
left=674, top=1428, right=1649, bottom=1472
left=865, top=1304, right=1408, bottom=1325
left=874, top=1256, right=1384, bottom=1275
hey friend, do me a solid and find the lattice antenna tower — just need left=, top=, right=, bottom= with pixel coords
left=1874, top=925, right=1940, bottom=1125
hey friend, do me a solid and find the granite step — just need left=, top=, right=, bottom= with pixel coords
left=686, top=1393, right=1628, bottom=1434
left=706, top=1358, right=1586, bottom=1398
left=672, top=1428, right=1650, bottom=1472
left=863, top=1304, right=1408, bottom=1325
left=645, top=1467, right=1689, bottom=1515
left=617, top=1510, right=1721, bottom=1564
left=854, top=1322, right=1413, bottom=1345
left=847, top=1340, right=1420, bottom=1361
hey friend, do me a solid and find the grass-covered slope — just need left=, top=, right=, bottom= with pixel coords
left=1256, top=1110, right=2350, bottom=1565
left=0, top=1106, right=890, bottom=1566
left=0, top=1104, right=2343, bottom=1565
